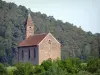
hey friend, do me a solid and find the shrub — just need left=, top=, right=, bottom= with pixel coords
left=87, top=58, right=100, bottom=73
left=7, top=66, right=16, bottom=75
left=63, top=58, right=82, bottom=73
left=93, top=69, right=100, bottom=75
left=0, top=63, right=7, bottom=75
left=77, top=71, right=92, bottom=75
left=43, top=61, right=67, bottom=75
left=13, top=63, right=34, bottom=75
left=41, top=59, right=52, bottom=71
left=80, top=63, right=87, bottom=70
left=33, top=65, right=45, bottom=74
left=55, top=59, right=65, bottom=70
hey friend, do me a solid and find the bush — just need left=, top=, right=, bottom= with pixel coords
left=41, top=59, right=52, bottom=71
left=33, top=65, right=45, bottom=74
left=93, top=69, right=100, bottom=75
left=13, top=63, right=34, bottom=75
left=55, top=59, right=65, bottom=70
left=77, top=71, right=92, bottom=75
left=43, top=61, right=67, bottom=75
left=2, top=58, right=100, bottom=75
left=63, top=58, right=82, bottom=73
left=80, top=63, right=87, bottom=70
left=0, top=63, right=7, bottom=75
left=87, top=58, right=100, bottom=73
left=7, top=66, right=16, bottom=75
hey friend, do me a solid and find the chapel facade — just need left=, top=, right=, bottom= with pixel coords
left=17, top=11, right=61, bottom=65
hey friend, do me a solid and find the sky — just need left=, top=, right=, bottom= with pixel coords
left=3, top=0, right=100, bottom=33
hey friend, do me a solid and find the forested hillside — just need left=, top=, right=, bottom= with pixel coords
left=0, top=0, right=100, bottom=64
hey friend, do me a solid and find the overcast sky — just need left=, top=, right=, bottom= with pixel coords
left=3, top=0, right=100, bottom=33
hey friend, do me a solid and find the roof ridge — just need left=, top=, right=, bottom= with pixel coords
left=33, top=33, right=48, bottom=35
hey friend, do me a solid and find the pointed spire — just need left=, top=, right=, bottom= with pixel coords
left=26, top=8, right=34, bottom=39
left=27, top=8, right=33, bottom=26
left=28, top=8, right=31, bottom=18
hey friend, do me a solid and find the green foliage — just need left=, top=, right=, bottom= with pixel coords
left=13, top=63, right=34, bottom=75
left=33, top=65, right=45, bottom=75
left=94, top=69, right=100, bottom=75
left=63, top=58, right=82, bottom=73
left=44, top=63, right=67, bottom=75
left=41, top=59, right=52, bottom=71
left=7, top=66, right=16, bottom=75
left=80, top=63, right=87, bottom=70
left=0, top=58, right=100, bottom=75
left=41, top=59, right=68, bottom=75
left=0, top=63, right=7, bottom=75
left=87, top=58, right=100, bottom=73
left=77, top=71, right=92, bottom=75
left=55, top=59, right=65, bottom=70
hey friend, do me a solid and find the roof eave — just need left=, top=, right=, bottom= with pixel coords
left=18, top=45, right=37, bottom=48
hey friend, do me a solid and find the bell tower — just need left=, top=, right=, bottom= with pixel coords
left=26, top=9, right=34, bottom=39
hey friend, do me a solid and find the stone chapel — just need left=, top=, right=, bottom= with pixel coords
left=17, top=11, right=61, bottom=65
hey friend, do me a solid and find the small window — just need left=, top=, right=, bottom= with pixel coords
left=28, top=49, right=30, bottom=60
left=48, top=40, right=51, bottom=44
left=30, top=27, right=31, bottom=28
left=22, top=50, right=24, bottom=60
left=34, top=48, right=36, bottom=58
